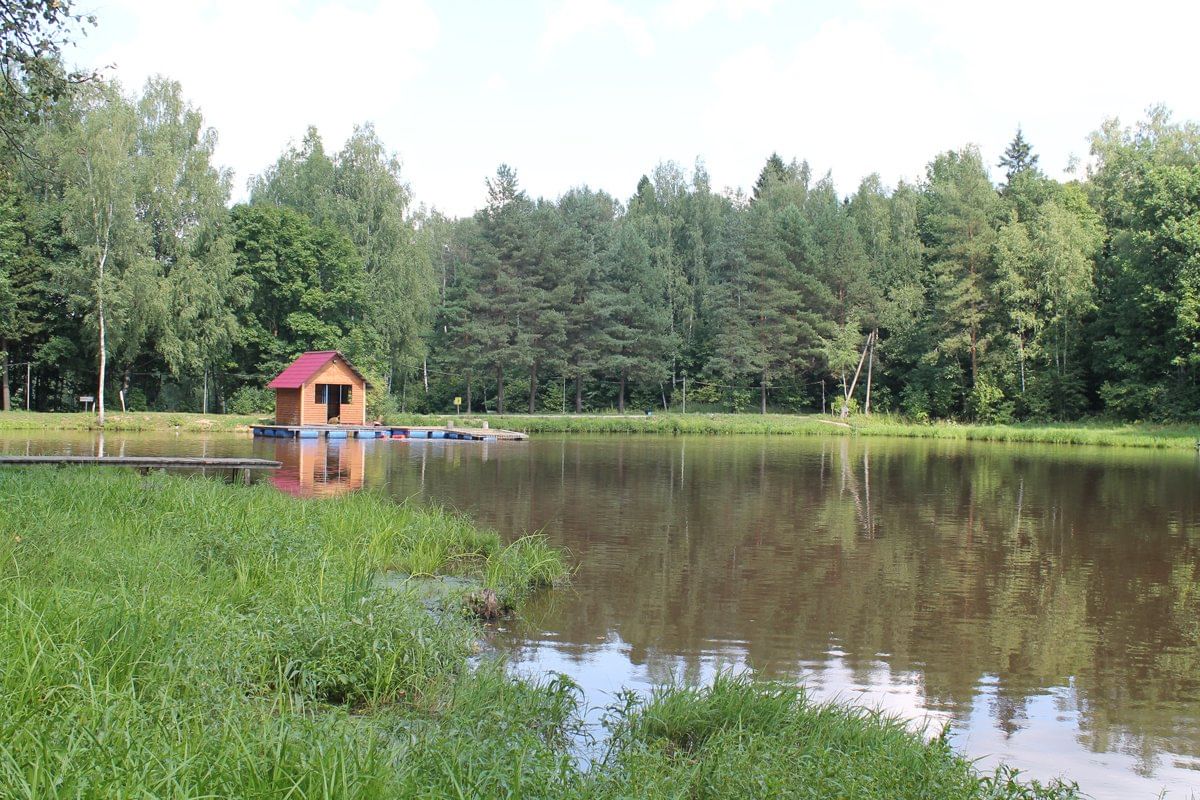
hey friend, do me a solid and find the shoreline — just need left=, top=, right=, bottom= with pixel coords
left=3, top=409, right=1197, bottom=450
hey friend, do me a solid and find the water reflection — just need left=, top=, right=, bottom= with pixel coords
left=1, top=430, right=1198, bottom=797
left=271, top=438, right=366, bottom=497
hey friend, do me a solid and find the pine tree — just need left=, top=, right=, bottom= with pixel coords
left=752, top=153, right=788, bottom=201
left=920, top=147, right=1005, bottom=410
left=999, top=127, right=1040, bottom=184
left=595, top=223, right=674, bottom=412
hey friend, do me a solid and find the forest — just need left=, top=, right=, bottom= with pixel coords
left=2, top=7, right=1199, bottom=423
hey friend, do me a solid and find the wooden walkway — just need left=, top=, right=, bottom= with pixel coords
left=0, top=455, right=282, bottom=483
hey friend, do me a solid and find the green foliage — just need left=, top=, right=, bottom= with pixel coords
left=968, top=376, right=1014, bottom=424
left=226, top=385, right=273, bottom=415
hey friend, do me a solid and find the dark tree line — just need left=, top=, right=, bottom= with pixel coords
left=2, top=3, right=1199, bottom=421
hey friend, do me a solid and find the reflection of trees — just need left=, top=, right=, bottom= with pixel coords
left=370, top=436, right=1200, bottom=768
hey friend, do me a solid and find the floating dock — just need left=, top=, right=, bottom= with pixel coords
left=0, top=455, right=282, bottom=483
left=249, top=424, right=527, bottom=442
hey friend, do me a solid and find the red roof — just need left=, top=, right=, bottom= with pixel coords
left=267, top=351, right=367, bottom=389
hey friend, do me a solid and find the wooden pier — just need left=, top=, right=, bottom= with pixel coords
left=249, top=424, right=528, bottom=442
left=0, top=455, right=282, bottom=483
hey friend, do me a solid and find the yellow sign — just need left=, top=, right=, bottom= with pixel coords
left=453, top=397, right=462, bottom=406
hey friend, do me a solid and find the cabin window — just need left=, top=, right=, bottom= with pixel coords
left=314, top=384, right=351, bottom=404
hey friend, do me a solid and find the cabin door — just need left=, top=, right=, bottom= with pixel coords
left=315, top=383, right=343, bottom=423
left=326, top=386, right=341, bottom=421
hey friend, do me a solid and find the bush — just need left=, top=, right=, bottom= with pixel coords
left=226, top=386, right=274, bottom=415
left=968, top=378, right=1014, bottom=424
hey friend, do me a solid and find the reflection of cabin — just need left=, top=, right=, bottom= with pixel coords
left=267, top=351, right=367, bottom=426
left=272, top=437, right=366, bottom=497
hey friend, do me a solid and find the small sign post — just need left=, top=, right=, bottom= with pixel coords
left=453, top=396, right=462, bottom=416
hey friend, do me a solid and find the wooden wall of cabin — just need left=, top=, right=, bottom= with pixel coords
left=274, top=388, right=302, bottom=425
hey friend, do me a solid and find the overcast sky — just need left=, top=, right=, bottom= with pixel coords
left=67, top=0, right=1200, bottom=217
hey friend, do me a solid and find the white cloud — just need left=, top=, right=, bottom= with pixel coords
left=71, top=0, right=440, bottom=198
left=655, top=0, right=778, bottom=29
left=698, top=0, right=1200, bottom=197
left=700, top=18, right=962, bottom=194
left=537, top=0, right=654, bottom=61
left=483, top=72, right=509, bottom=93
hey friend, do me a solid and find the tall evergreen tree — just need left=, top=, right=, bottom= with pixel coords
left=920, top=147, right=1005, bottom=410
left=998, top=127, right=1040, bottom=185
left=596, top=222, right=674, bottom=412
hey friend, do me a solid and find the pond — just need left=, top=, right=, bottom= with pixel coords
left=3, top=430, right=1198, bottom=798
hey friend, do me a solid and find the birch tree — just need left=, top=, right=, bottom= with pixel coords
left=56, top=84, right=142, bottom=425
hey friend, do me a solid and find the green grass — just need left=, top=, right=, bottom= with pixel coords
left=392, top=411, right=1200, bottom=449
left=0, top=469, right=1080, bottom=798
left=591, top=675, right=1079, bottom=799
left=0, top=409, right=265, bottom=432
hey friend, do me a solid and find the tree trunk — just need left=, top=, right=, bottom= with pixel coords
left=618, top=371, right=626, bottom=414
left=528, top=362, right=538, bottom=414
left=575, top=375, right=582, bottom=413
left=760, top=372, right=767, bottom=415
left=119, top=367, right=130, bottom=413
left=1018, top=338, right=1026, bottom=394
left=969, top=328, right=978, bottom=385
left=97, top=303, right=106, bottom=427
left=466, top=374, right=472, bottom=413
left=1, top=338, right=9, bottom=412
left=496, top=365, right=505, bottom=414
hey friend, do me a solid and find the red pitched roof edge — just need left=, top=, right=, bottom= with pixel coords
left=267, top=351, right=369, bottom=390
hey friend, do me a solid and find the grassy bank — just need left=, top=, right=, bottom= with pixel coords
left=395, top=411, right=1200, bottom=449
left=0, top=468, right=1079, bottom=798
left=5, top=408, right=1196, bottom=450
left=0, top=409, right=265, bottom=432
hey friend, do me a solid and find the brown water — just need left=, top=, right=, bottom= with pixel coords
left=3, top=430, right=1199, bottom=798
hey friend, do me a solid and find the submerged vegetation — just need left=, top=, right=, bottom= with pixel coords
left=0, top=468, right=1080, bottom=797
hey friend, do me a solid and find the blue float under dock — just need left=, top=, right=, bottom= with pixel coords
left=250, top=423, right=527, bottom=442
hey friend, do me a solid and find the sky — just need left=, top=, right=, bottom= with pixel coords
left=67, top=0, right=1200, bottom=218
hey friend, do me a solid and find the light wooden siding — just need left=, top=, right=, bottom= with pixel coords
left=274, top=389, right=301, bottom=425
left=298, top=357, right=366, bottom=425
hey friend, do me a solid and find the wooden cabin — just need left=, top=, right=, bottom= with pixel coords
left=267, top=351, right=368, bottom=426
